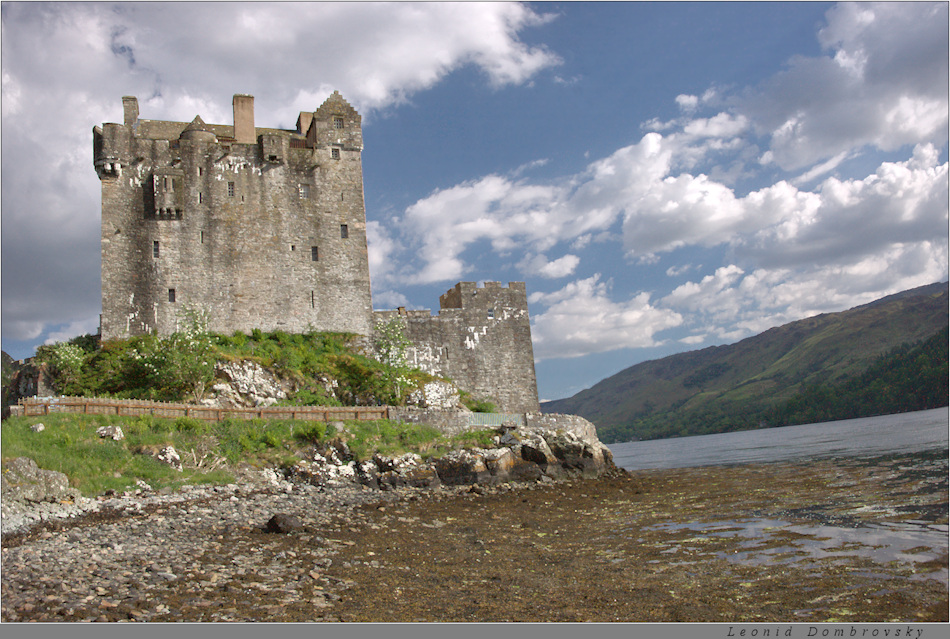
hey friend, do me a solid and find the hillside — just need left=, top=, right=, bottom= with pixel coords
left=541, top=282, right=949, bottom=443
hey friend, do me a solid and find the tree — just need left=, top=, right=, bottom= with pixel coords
left=374, top=317, right=412, bottom=402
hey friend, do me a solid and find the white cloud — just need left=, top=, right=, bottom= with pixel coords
left=742, top=2, right=948, bottom=170
left=517, top=253, right=580, bottom=279
left=529, top=275, right=683, bottom=360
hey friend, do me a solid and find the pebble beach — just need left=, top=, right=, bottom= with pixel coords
left=2, top=451, right=947, bottom=623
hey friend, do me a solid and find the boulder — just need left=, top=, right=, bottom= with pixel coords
left=30, top=423, right=45, bottom=433
left=265, top=513, right=304, bottom=534
left=519, top=433, right=558, bottom=467
left=1, top=457, right=81, bottom=504
left=96, top=425, right=125, bottom=441
left=157, top=446, right=183, bottom=471
left=434, top=450, right=493, bottom=485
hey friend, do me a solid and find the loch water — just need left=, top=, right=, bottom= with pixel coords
left=608, top=407, right=949, bottom=471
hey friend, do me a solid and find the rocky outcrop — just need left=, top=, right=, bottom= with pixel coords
left=1, top=457, right=82, bottom=506
left=207, top=361, right=294, bottom=408
left=279, top=417, right=615, bottom=491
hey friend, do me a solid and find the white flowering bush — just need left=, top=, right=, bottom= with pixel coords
left=374, top=317, right=413, bottom=399
left=142, top=309, right=215, bottom=402
left=37, top=341, right=87, bottom=394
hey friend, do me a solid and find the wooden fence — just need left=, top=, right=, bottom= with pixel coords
left=10, top=397, right=390, bottom=423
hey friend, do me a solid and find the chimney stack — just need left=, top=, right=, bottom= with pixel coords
left=122, top=96, right=139, bottom=127
left=232, top=94, right=255, bottom=143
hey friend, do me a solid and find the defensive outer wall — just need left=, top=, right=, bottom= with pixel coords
left=94, top=93, right=539, bottom=414
left=375, top=282, right=540, bottom=414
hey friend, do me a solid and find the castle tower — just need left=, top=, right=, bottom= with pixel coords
left=95, top=92, right=374, bottom=340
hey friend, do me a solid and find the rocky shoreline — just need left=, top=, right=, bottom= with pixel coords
left=2, top=448, right=946, bottom=622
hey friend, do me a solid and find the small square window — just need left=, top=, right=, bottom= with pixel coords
left=331, top=148, right=340, bottom=160
left=153, top=240, right=160, bottom=258
left=311, top=246, right=319, bottom=262
left=168, top=288, right=176, bottom=303
left=340, top=224, right=348, bottom=239
left=228, top=182, right=235, bottom=197
left=334, top=116, right=344, bottom=129
left=487, top=309, right=494, bottom=319
left=299, top=184, right=310, bottom=199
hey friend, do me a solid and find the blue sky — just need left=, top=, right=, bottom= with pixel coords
left=2, top=2, right=947, bottom=401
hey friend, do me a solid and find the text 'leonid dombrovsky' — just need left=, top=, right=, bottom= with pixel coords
left=726, top=626, right=926, bottom=639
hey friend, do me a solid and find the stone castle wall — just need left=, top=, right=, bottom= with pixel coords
left=96, top=93, right=374, bottom=340
left=374, top=282, right=540, bottom=414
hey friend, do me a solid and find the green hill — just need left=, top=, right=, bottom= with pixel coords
left=541, top=282, right=949, bottom=443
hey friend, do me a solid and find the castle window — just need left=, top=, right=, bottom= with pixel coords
left=197, top=167, right=203, bottom=176
left=153, top=241, right=160, bottom=258
left=299, top=184, right=310, bottom=199
left=331, top=148, right=340, bottom=160
left=487, top=309, right=494, bottom=319
left=168, top=288, right=176, bottom=303
left=340, top=224, right=348, bottom=239
left=311, top=246, right=319, bottom=261
left=200, top=231, right=205, bottom=244
left=334, top=116, right=344, bottom=129
left=228, top=181, right=235, bottom=197
left=311, top=291, right=316, bottom=308
left=291, top=244, right=295, bottom=251
left=198, top=192, right=203, bottom=203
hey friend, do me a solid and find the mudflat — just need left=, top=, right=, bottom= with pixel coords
left=2, top=451, right=946, bottom=622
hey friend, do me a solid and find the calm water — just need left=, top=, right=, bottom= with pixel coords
left=609, top=407, right=949, bottom=471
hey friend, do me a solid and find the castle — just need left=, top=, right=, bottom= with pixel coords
left=94, top=93, right=539, bottom=413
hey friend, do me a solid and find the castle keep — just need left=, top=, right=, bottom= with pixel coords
left=96, top=92, right=373, bottom=339
left=95, top=93, right=538, bottom=413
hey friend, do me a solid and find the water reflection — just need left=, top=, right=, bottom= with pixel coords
left=643, top=518, right=949, bottom=585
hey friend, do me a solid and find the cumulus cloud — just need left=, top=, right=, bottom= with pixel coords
left=517, top=253, right=580, bottom=279
left=743, top=2, right=948, bottom=170
left=529, top=275, right=683, bottom=360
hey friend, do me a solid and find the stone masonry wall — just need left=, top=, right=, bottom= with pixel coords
left=375, top=282, right=540, bottom=414
left=96, top=92, right=373, bottom=340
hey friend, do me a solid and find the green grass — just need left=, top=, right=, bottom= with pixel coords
left=1, top=413, right=498, bottom=496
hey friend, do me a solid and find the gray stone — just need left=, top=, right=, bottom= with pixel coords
left=96, top=425, right=125, bottom=440
left=1, top=457, right=81, bottom=504
left=265, top=513, right=304, bottom=534
left=156, top=446, right=182, bottom=472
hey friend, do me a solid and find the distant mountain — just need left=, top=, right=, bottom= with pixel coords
left=541, top=282, right=949, bottom=443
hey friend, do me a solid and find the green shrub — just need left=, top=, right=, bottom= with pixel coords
left=294, top=422, right=328, bottom=444
left=174, top=416, right=209, bottom=434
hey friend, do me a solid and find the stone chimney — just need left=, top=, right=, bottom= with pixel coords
left=122, top=96, right=139, bottom=127
left=296, top=111, right=314, bottom=136
left=232, top=94, right=255, bottom=143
